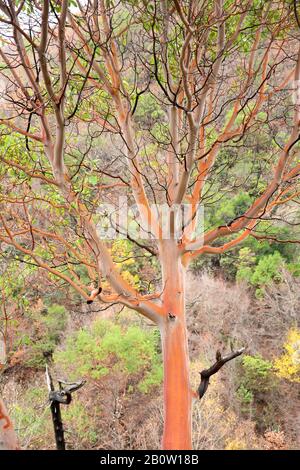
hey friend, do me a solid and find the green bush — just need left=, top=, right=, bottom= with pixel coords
left=236, top=250, right=285, bottom=297
left=236, top=383, right=254, bottom=405
left=237, top=354, right=280, bottom=431
left=54, top=319, right=163, bottom=393
left=240, top=354, right=274, bottom=394
left=250, top=251, right=284, bottom=287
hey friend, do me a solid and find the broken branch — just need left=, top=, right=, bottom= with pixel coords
left=197, top=347, right=245, bottom=399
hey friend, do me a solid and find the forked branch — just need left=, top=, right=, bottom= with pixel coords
left=197, top=347, right=245, bottom=399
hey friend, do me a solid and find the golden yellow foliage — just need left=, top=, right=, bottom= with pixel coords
left=274, top=328, right=300, bottom=383
left=110, top=240, right=140, bottom=288
left=225, top=438, right=247, bottom=450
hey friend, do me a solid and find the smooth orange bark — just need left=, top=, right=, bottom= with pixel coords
left=161, top=319, right=192, bottom=449
left=160, top=240, right=192, bottom=449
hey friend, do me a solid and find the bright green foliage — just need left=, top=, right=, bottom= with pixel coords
left=239, top=354, right=274, bottom=394
left=54, top=319, right=163, bottom=393
left=236, top=250, right=285, bottom=297
left=287, top=259, right=300, bottom=277
left=250, top=251, right=284, bottom=286
left=250, top=252, right=284, bottom=297
left=236, top=352, right=289, bottom=431
left=236, top=383, right=254, bottom=405
left=236, top=354, right=275, bottom=421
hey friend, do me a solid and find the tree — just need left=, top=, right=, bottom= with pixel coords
left=0, top=0, right=299, bottom=449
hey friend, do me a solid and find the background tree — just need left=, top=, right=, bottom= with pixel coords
left=0, top=0, right=299, bottom=449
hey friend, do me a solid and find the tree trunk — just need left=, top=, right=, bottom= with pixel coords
left=161, top=317, right=192, bottom=449
left=160, top=240, right=192, bottom=450
left=0, top=397, right=19, bottom=450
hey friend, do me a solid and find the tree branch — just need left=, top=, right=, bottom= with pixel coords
left=197, top=347, right=245, bottom=399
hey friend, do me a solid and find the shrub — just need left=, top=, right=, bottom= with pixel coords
left=54, top=319, right=163, bottom=393
left=250, top=252, right=284, bottom=289
left=240, top=354, right=274, bottom=393
left=237, top=354, right=275, bottom=414
left=274, top=328, right=300, bottom=383
left=236, top=354, right=278, bottom=429
left=236, top=383, right=254, bottom=405
left=236, top=251, right=285, bottom=297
